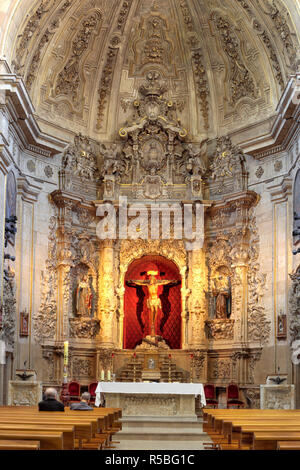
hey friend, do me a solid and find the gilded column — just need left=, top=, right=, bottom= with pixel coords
left=188, top=247, right=207, bottom=348
left=98, top=239, right=116, bottom=348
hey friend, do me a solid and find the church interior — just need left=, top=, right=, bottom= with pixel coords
left=0, top=0, right=300, bottom=451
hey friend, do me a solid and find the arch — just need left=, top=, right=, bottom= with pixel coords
left=123, top=254, right=182, bottom=350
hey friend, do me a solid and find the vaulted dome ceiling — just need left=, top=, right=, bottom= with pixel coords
left=3, top=0, right=299, bottom=143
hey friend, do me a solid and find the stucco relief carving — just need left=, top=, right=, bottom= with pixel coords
left=247, top=210, right=271, bottom=344
left=25, top=1, right=72, bottom=91
left=96, top=46, right=119, bottom=129
left=72, top=357, right=94, bottom=377
left=210, top=359, right=231, bottom=380
left=245, top=387, right=260, bottom=409
left=289, top=269, right=300, bottom=343
left=12, top=0, right=56, bottom=74
left=212, top=13, right=258, bottom=104
left=206, top=319, right=235, bottom=340
left=209, top=136, right=247, bottom=196
left=1, top=269, right=17, bottom=348
left=33, top=216, right=58, bottom=343
left=122, top=395, right=179, bottom=416
left=54, top=12, right=102, bottom=104
left=257, top=0, right=298, bottom=70
left=69, top=318, right=100, bottom=339
left=129, top=13, right=174, bottom=76
left=61, top=134, right=100, bottom=183
left=191, top=50, right=210, bottom=131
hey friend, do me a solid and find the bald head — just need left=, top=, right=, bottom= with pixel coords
left=44, top=387, right=58, bottom=399
left=81, top=392, right=90, bottom=402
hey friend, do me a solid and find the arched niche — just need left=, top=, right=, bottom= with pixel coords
left=123, top=255, right=182, bottom=350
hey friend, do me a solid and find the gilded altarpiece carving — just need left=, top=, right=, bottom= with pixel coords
left=32, top=71, right=270, bottom=391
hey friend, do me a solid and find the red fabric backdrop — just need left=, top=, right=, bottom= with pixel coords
left=124, top=255, right=182, bottom=349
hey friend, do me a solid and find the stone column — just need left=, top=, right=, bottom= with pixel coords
left=55, top=201, right=74, bottom=344
left=98, top=240, right=116, bottom=348
left=230, top=245, right=249, bottom=345
left=15, top=177, right=41, bottom=369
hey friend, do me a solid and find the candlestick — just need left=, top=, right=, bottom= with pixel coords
left=64, top=341, right=68, bottom=366
left=107, top=369, right=111, bottom=381
left=190, top=354, right=194, bottom=383
left=101, top=369, right=105, bottom=381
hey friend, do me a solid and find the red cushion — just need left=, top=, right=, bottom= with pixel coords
left=68, top=381, right=80, bottom=396
left=89, top=382, right=98, bottom=397
left=227, top=384, right=239, bottom=399
left=204, top=385, right=215, bottom=400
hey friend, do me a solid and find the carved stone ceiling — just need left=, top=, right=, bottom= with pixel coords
left=5, top=0, right=300, bottom=142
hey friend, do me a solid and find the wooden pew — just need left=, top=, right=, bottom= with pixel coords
left=253, top=431, right=300, bottom=450
left=0, top=430, right=64, bottom=450
left=277, top=440, right=300, bottom=450
left=0, top=406, right=122, bottom=450
left=202, top=409, right=300, bottom=450
left=0, top=439, right=40, bottom=450
left=0, top=424, right=74, bottom=450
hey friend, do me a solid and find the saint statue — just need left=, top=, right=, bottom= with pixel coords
left=126, top=271, right=180, bottom=337
left=76, top=275, right=92, bottom=316
left=212, top=274, right=231, bottom=319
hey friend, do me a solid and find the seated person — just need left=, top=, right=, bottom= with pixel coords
left=38, top=387, right=65, bottom=411
left=70, top=392, right=93, bottom=410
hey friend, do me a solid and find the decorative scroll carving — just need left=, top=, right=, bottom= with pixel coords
left=72, top=357, right=94, bottom=377
left=252, top=20, right=285, bottom=90
left=191, top=50, right=209, bottom=130
left=69, top=318, right=100, bottom=339
left=25, top=1, right=72, bottom=90
left=213, top=13, right=257, bottom=104
left=54, top=12, right=102, bottom=103
left=245, top=387, right=260, bottom=408
left=33, top=216, right=58, bottom=343
left=193, top=350, right=206, bottom=381
left=247, top=210, right=271, bottom=344
left=122, top=395, right=179, bottom=416
left=13, top=0, right=55, bottom=74
left=206, top=319, right=235, bottom=340
left=289, top=269, right=300, bottom=343
left=255, top=166, right=264, bottom=179
left=209, top=136, right=248, bottom=196
left=1, top=269, right=17, bottom=348
left=96, top=46, right=119, bottom=129
left=258, top=0, right=297, bottom=69
left=117, top=1, right=133, bottom=32
left=120, top=239, right=186, bottom=272
left=210, top=359, right=231, bottom=379
left=129, top=14, right=174, bottom=76
left=62, top=134, right=100, bottom=182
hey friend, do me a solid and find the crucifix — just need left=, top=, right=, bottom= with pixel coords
left=126, top=270, right=180, bottom=337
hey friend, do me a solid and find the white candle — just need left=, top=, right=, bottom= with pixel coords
left=101, top=369, right=104, bottom=381
left=64, top=341, right=68, bottom=366
left=107, top=369, right=111, bottom=381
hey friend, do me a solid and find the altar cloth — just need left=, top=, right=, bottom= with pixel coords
left=95, top=381, right=206, bottom=408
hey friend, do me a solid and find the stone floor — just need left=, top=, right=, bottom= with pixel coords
left=113, top=417, right=212, bottom=450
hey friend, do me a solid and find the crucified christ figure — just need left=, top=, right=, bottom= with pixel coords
left=126, top=272, right=180, bottom=337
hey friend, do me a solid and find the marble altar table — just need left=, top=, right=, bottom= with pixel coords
left=95, top=382, right=206, bottom=418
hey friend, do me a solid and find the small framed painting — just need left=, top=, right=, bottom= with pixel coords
left=277, top=314, right=287, bottom=339
left=20, top=310, right=29, bottom=337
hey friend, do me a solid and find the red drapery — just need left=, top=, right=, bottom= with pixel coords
left=123, top=255, right=182, bottom=349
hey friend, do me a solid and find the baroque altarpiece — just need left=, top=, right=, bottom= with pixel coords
left=35, top=72, right=268, bottom=404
